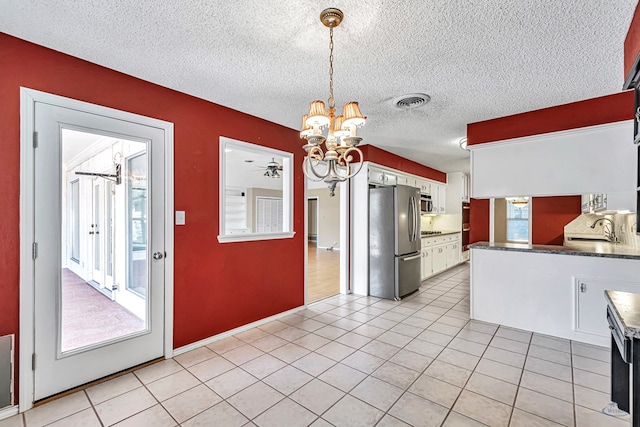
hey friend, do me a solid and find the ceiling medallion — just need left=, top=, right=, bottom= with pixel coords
left=300, top=7, right=366, bottom=197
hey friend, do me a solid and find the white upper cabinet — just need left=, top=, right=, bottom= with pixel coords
left=416, top=178, right=431, bottom=194
left=470, top=121, right=636, bottom=198
left=432, top=183, right=446, bottom=213
left=369, top=166, right=397, bottom=186
left=367, top=163, right=444, bottom=196
left=445, top=172, right=471, bottom=214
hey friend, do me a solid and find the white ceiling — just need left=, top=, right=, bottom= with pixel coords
left=2, top=1, right=637, bottom=174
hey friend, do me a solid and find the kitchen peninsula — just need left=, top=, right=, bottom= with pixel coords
left=469, top=242, right=640, bottom=346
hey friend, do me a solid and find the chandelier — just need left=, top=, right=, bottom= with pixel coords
left=508, top=197, right=529, bottom=208
left=301, top=8, right=365, bottom=197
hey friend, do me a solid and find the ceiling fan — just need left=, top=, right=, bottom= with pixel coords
left=260, top=158, right=283, bottom=178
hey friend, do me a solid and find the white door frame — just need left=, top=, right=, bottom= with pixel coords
left=19, top=87, right=174, bottom=411
left=303, top=179, right=349, bottom=307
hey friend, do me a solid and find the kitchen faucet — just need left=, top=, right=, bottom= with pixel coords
left=590, top=217, right=619, bottom=243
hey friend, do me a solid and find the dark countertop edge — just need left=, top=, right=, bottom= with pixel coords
left=605, top=290, right=640, bottom=339
left=421, top=230, right=461, bottom=237
left=469, top=241, right=640, bottom=260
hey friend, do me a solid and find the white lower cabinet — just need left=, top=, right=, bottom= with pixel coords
left=421, top=233, right=462, bottom=280
left=446, top=242, right=460, bottom=266
left=432, top=246, right=447, bottom=273
left=421, top=247, right=433, bottom=280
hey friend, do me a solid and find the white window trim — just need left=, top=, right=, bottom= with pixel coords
left=218, top=137, right=294, bottom=243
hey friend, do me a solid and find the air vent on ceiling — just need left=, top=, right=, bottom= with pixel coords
left=393, top=93, right=431, bottom=110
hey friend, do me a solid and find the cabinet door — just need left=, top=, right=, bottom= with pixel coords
left=575, top=278, right=640, bottom=337
left=462, top=174, right=470, bottom=202
left=432, top=245, right=447, bottom=274
left=431, top=185, right=439, bottom=210
left=417, top=179, right=430, bottom=194
left=421, top=248, right=433, bottom=280
left=396, top=175, right=408, bottom=186
left=384, top=172, right=397, bottom=186
left=580, top=194, right=592, bottom=213
left=446, top=242, right=460, bottom=267
left=369, top=167, right=385, bottom=185
left=438, top=185, right=446, bottom=213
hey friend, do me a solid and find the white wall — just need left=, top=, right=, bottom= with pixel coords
left=471, top=248, right=640, bottom=346
left=308, top=187, right=340, bottom=249
left=470, top=120, right=636, bottom=198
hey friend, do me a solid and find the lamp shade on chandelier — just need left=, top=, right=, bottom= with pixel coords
left=301, top=8, right=366, bottom=196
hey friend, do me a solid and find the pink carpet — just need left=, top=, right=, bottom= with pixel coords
left=61, top=268, right=145, bottom=352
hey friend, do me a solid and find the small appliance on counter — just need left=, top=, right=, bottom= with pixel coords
left=369, top=185, right=421, bottom=300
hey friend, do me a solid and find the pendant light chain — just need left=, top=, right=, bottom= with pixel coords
left=328, top=27, right=335, bottom=110
left=300, top=8, right=365, bottom=197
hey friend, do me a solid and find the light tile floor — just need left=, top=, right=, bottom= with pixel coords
left=5, top=263, right=631, bottom=426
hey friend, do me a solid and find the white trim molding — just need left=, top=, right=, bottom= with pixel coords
left=0, top=406, right=19, bottom=421
left=173, top=305, right=306, bottom=356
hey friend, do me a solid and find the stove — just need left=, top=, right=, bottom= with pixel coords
left=421, top=231, right=442, bottom=235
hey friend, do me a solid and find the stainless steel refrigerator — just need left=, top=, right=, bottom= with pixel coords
left=369, top=184, right=421, bottom=300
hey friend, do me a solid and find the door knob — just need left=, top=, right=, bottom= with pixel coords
left=153, top=252, right=164, bottom=260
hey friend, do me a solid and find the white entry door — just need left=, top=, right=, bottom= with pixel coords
left=30, top=97, right=168, bottom=401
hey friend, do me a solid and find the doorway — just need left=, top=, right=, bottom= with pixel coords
left=306, top=185, right=341, bottom=303
left=20, top=89, right=174, bottom=407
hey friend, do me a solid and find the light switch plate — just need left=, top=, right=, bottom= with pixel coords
left=175, top=211, right=186, bottom=225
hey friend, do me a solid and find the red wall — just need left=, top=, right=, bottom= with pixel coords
left=360, top=145, right=447, bottom=183
left=531, top=196, right=582, bottom=245
left=1, top=33, right=308, bottom=394
left=1, top=33, right=450, bottom=402
left=625, top=1, right=640, bottom=79
left=469, top=198, right=490, bottom=244
left=466, top=91, right=635, bottom=146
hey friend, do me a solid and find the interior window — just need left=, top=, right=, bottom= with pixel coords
left=218, top=137, right=294, bottom=243
left=506, top=197, right=530, bottom=242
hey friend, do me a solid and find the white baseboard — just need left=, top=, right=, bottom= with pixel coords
left=173, top=305, right=306, bottom=356
left=0, top=405, right=19, bottom=420
left=317, top=246, right=340, bottom=251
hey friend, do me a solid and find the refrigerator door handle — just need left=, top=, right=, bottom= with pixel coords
left=402, top=254, right=421, bottom=261
left=412, top=196, right=418, bottom=241
left=413, top=196, right=419, bottom=241
left=408, top=196, right=415, bottom=242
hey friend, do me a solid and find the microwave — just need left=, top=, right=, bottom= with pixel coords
left=420, top=194, right=434, bottom=214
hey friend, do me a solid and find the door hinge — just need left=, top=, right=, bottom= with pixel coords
left=32, top=242, right=38, bottom=260
left=32, top=353, right=36, bottom=371
left=33, top=131, right=38, bottom=148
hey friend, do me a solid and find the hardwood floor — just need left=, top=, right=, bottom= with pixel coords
left=307, top=241, right=340, bottom=303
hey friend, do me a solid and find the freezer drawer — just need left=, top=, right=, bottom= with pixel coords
left=396, top=252, right=421, bottom=298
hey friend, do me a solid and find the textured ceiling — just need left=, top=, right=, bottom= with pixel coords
left=2, top=0, right=637, bottom=173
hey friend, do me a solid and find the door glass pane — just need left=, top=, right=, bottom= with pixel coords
left=60, top=129, right=147, bottom=353
left=70, top=180, right=80, bottom=261
left=127, top=153, right=147, bottom=298
left=94, top=183, right=101, bottom=272
left=106, top=181, right=113, bottom=277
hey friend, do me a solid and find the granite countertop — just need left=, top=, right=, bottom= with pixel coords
left=605, top=290, right=640, bottom=339
left=421, top=230, right=461, bottom=237
left=469, top=241, right=640, bottom=260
